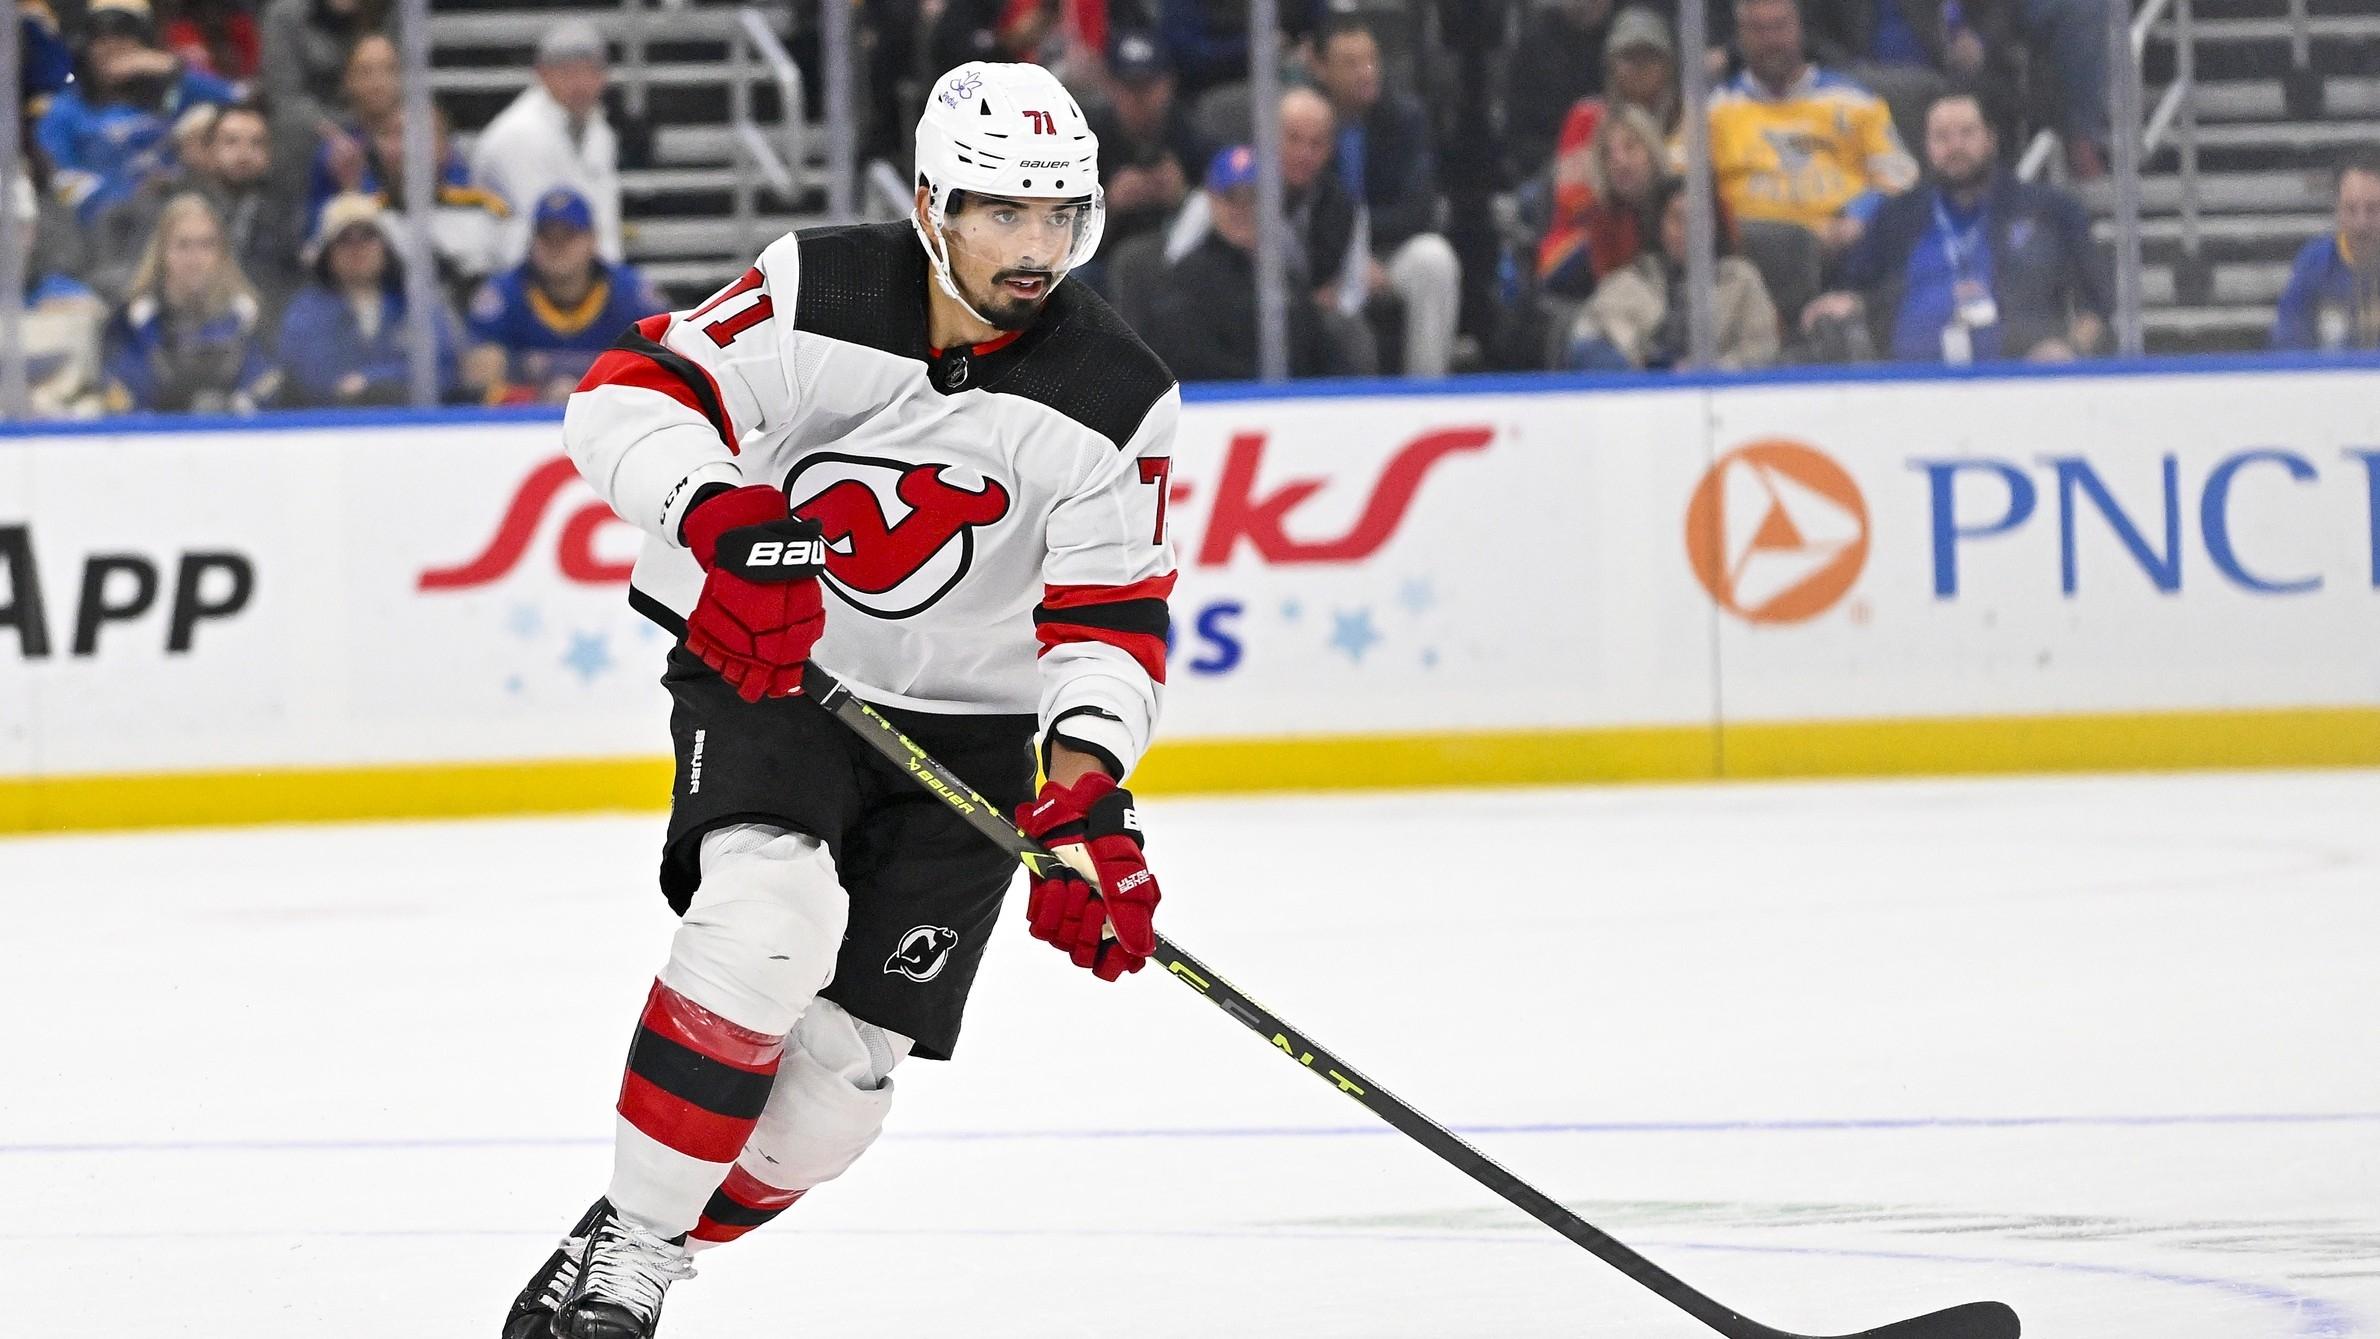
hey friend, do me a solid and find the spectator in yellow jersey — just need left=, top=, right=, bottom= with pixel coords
left=1709, top=0, right=1916, bottom=259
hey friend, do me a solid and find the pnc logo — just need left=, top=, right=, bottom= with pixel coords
left=1685, top=439, right=1868, bottom=624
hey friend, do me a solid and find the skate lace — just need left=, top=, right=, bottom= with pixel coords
left=581, top=1220, right=697, bottom=1319
left=539, top=1233, right=589, bottom=1307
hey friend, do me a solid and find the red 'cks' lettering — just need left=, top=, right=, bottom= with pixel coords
left=1193, top=427, right=1492, bottom=566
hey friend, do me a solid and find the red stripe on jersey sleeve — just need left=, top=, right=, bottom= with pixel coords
left=1034, top=621, right=1168, bottom=684
left=576, top=314, right=741, bottom=453
left=1038, top=571, right=1179, bottom=610
left=1032, top=572, right=1175, bottom=683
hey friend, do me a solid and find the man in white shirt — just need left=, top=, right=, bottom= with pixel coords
left=472, top=20, right=624, bottom=266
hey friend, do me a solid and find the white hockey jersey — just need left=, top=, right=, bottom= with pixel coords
left=564, top=222, right=1180, bottom=777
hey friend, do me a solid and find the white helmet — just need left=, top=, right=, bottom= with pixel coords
left=912, top=62, right=1106, bottom=320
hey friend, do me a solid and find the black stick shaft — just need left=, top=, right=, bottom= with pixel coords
left=804, top=671, right=2018, bottom=1339
left=805, top=673, right=1766, bottom=1335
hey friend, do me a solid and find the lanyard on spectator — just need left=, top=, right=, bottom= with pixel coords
left=1932, top=191, right=1988, bottom=280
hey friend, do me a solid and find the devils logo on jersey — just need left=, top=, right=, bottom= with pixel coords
left=784, top=453, right=1012, bottom=618
left=884, top=925, right=961, bottom=982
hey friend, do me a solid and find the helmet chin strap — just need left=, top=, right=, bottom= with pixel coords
left=912, top=201, right=994, bottom=329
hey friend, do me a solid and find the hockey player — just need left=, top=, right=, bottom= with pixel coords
left=504, top=61, right=1179, bottom=1339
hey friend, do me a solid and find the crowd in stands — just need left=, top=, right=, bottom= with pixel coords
left=1036, top=0, right=2119, bottom=378
left=932, top=0, right=2374, bottom=373
left=7, top=0, right=2377, bottom=419
left=8, top=0, right=646, bottom=415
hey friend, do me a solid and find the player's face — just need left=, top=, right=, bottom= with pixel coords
left=939, top=193, right=1089, bottom=330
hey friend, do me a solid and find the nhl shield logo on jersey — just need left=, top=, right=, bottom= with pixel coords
left=786, top=453, right=1013, bottom=618
left=884, top=925, right=961, bottom=982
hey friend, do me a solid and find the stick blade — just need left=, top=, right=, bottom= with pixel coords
left=1845, top=1301, right=2019, bottom=1339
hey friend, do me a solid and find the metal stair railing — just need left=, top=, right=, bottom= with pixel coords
left=727, top=6, right=807, bottom=258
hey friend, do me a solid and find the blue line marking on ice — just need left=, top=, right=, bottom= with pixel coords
left=6, top=1110, right=2375, bottom=1156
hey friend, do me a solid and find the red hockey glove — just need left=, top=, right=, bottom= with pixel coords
left=1016, top=773, right=1159, bottom=982
left=679, top=484, right=827, bottom=703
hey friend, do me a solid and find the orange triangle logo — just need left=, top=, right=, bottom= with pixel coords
left=1750, top=501, right=1804, bottom=551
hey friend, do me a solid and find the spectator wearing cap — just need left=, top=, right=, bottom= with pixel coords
left=37, top=0, right=238, bottom=224
left=9, top=174, right=110, bottom=418
left=1086, top=31, right=1197, bottom=249
left=2272, top=153, right=2380, bottom=353
left=1505, top=0, right=1618, bottom=183
left=103, top=192, right=279, bottom=413
left=96, top=100, right=308, bottom=320
left=1165, top=86, right=1377, bottom=372
left=258, top=0, right=386, bottom=196
left=1805, top=93, right=2106, bottom=364
left=1145, top=145, right=1347, bottom=382
left=463, top=188, right=666, bottom=404
left=1309, top=15, right=1461, bottom=377
left=1709, top=0, right=1916, bottom=258
left=275, top=191, right=460, bottom=406
left=1545, top=6, right=1682, bottom=169
left=471, top=20, right=624, bottom=268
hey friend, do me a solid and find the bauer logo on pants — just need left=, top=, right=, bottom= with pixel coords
left=1685, top=439, right=1870, bottom=624
left=885, top=925, right=961, bottom=982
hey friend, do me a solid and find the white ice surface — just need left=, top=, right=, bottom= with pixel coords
left=3, top=770, right=2377, bottom=1337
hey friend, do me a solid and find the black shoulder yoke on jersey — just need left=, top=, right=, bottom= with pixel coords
left=791, top=221, right=1176, bottom=451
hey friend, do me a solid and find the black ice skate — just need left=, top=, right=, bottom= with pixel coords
left=502, top=1199, right=610, bottom=1339
left=551, top=1207, right=697, bottom=1339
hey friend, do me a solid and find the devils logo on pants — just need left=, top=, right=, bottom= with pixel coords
left=884, top=925, right=961, bottom=982
left=784, top=453, right=1012, bottom=618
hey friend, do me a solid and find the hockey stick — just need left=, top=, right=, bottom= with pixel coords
left=804, top=669, right=2020, bottom=1339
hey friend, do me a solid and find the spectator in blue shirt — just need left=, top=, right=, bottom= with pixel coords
left=1804, top=92, right=2107, bottom=363
left=276, top=191, right=460, bottom=407
left=37, top=0, right=238, bottom=224
left=1308, top=16, right=1461, bottom=377
left=462, top=188, right=666, bottom=403
left=104, top=192, right=278, bottom=413
left=2272, top=153, right=2380, bottom=353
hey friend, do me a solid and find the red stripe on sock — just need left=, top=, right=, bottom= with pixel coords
left=618, top=1071, right=761, bottom=1164
left=690, top=1179, right=807, bottom=1245
left=719, top=1165, right=806, bottom=1212
left=637, top=981, right=784, bottom=1072
left=614, top=981, right=785, bottom=1163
